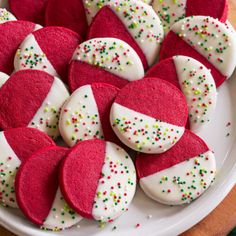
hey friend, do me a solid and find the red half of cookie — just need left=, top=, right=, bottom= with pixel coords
left=0, top=20, right=37, bottom=74
left=45, top=0, right=88, bottom=38
left=9, top=0, right=48, bottom=25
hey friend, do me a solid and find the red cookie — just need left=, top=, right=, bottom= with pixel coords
left=0, top=20, right=38, bottom=75
left=0, top=127, right=55, bottom=208
left=60, top=140, right=136, bottom=222
left=87, top=0, right=164, bottom=70
left=110, top=77, right=188, bottom=153
left=0, top=70, right=69, bottom=139
left=159, top=16, right=236, bottom=87
left=145, top=56, right=217, bottom=132
left=15, top=146, right=82, bottom=230
left=68, top=38, right=144, bottom=92
left=59, top=83, right=122, bottom=147
left=45, top=0, right=88, bottom=38
left=9, top=0, right=48, bottom=25
left=136, top=130, right=216, bottom=205
left=14, top=26, right=82, bottom=82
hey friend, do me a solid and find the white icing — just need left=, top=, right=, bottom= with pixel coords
left=92, top=142, right=136, bottom=222
left=171, top=16, right=236, bottom=78
left=0, top=132, right=20, bottom=208
left=34, top=24, right=43, bottom=31
left=59, top=85, right=103, bottom=147
left=110, top=103, right=185, bottom=154
left=173, top=56, right=217, bottom=132
left=152, top=0, right=187, bottom=35
left=72, top=38, right=144, bottom=82
left=140, top=151, right=216, bottom=205
left=43, top=188, right=82, bottom=230
left=107, top=0, right=164, bottom=66
left=0, top=8, right=16, bottom=23
left=0, top=71, right=9, bottom=88
left=29, top=77, right=69, bottom=140
left=14, top=34, right=59, bottom=77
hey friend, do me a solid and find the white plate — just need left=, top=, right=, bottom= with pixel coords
left=1, top=73, right=236, bottom=236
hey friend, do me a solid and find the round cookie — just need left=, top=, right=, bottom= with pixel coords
left=110, top=77, right=188, bottom=154
left=60, top=83, right=121, bottom=147
left=0, top=127, right=55, bottom=208
left=60, top=140, right=136, bottom=222
left=159, top=16, right=236, bottom=87
left=15, top=147, right=82, bottom=230
left=152, top=0, right=228, bottom=35
left=0, top=70, right=69, bottom=139
left=0, top=20, right=39, bottom=74
left=0, top=71, right=9, bottom=88
left=14, top=26, right=82, bottom=82
left=87, top=0, right=164, bottom=69
left=0, top=8, right=16, bottom=23
left=9, top=0, right=48, bottom=25
left=69, top=38, right=144, bottom=92
left=136, top=129, right=216, bottom=205
left=146, top=56, right=217, bottom=132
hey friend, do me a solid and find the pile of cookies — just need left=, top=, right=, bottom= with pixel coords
left=0, top=0, right=235, bottom=232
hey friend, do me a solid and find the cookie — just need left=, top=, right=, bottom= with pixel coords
left=146, top=56, right=217, bottom=132
left=152, top=0, right=228, bottom=35
left=14, top=26, right=82, bottom=82
left=136, top=129, right=216, bottom=205
left=69, top=38, right=144, bottom=92
left=59, top=83, right=121, bottom=147
left=87, top=0, right=164, bottom=69
left=15, top=146, right=82, bottom=230
left=0, top=8, right=16, bottom=23
left=0, top=71, right=9, bottom=88
left=0, top=70, right=69, bottom=139
left=0, top=20, right=39, bottom=74
left=0, top=127, right=55, bottom=208
left=60, top=140, right=136, bottom=222
left=110, top=77, right=188, bottom=153
left=159, top=16, right=236, bottom=87
left=9, top=0, right=48, bottom=25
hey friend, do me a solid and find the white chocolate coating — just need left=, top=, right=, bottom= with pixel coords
left=72, top=38, right=144, bottom=82
left=107, top=0, right=164, bottom=66
left=29, top=77, right=70, bottom=140
left=110, top=103, right=185, bottom=153
left=140, top=151, right=216, bottom=205
left=0, top=71, right=9, bottom=88
left=152, top=0, right=186, bottom=35
left=92, top=142, right=136, bottom=222
left=59, top=85, right=104, bottom=147
left=14, top=34, right=59, bottom=77
left=173, top=56, right=217, bottom=132
left=0, top=132, right=20, bottom=208
left=0, top=8, right=16, bottom=23
left=42, top=188, right=82, bottom=231
left=171, top=16, right=236, bottom=78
